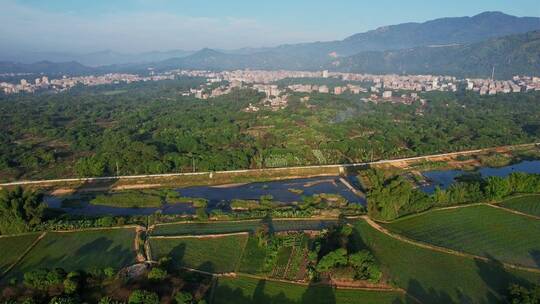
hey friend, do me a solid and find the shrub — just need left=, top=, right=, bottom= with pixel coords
left=148, top=267, right=167, bottom=281
left=128, top=290, right=159, bottom=304
left=104, top=267, right=116, bottom=278
left=174, top=291, right=193, bottom=304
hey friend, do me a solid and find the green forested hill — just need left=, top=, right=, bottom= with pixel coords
left=333, top=31, right=540, bottom=79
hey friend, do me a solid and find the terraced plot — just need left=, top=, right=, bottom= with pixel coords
left=152, top=219, right=338, bottom=236
left=354, top=219, right=540, bottom=304
left=7, top=229, right=136, bottom=279
left=272, top=246, right=293, bottom=278
left=149, top=234, right=248, bottom=273
left=383, top=205, right=540, bottom=268
left=0, top=233, right=40, bottom=275
left=500, top=194, right=540, bottom=217
left=212, top=275, right=410, bottom=304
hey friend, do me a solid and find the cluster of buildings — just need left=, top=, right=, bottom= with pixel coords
left=2, top=68, right=539, bottom=100
left=465, top=76, right=540, bottom=95
left=0, top=73, right=175, bottom=94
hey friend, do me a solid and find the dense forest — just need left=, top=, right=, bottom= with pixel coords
left=1, top=78, right=540, bottom=181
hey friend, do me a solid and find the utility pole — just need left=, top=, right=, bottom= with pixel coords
left=116, top=161, right=119, bottom=176
left=491, top=66, right=495, bottom=81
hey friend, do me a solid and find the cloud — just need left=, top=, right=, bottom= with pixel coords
left=0, top=0, right=330, bottom=53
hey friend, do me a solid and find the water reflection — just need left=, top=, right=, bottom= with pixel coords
left=421, top=160, right=540, bottom=193
left=44, top=176, right=365, bottom=216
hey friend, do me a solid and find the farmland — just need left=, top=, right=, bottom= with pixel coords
left=354, top=219, right=540, bottom=303
left=383, top=205, right=540, bottom=268
left=149, top=234, right=249, bottom=273
left=212, top=275, right=410, bottom=304
left=0, top=233, right=40, bottom=275
left=151, top=219, right=338, bottom=236
left=6, top=228, right=136, bottom=280
left=237, top=235, right=268, bottom=275
left=499, top=194, right=540, bottom=217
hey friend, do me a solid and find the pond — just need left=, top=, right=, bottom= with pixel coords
left=44, top=176, right=365, bottom=216
left=421, top=160, right=540, bottom=193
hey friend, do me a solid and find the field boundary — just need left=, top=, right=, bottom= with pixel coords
left=491, top=197, right=540, bottom=220
left=149, top=232, right=249, bottom=239
left=153, top=216, right=340, bottom=228
left=1, top=232, right=46, bottom=279
left=362, top=216, right=540, bottom=274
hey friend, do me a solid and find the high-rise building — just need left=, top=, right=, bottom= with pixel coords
left=20, top=79, right=28, bottom=86
left=322, top=70, right=329, bottom=78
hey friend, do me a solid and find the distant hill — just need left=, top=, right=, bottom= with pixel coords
left=0, top=49, right=194, bottom=67
left=331, top=30, right=540, bottom=79
left=0, top=60, right=94, bottom=75
left=212, top=11, right=540, bottom=65
left=1, top=12, right=539, bottom=78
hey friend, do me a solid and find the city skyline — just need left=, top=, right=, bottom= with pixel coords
left=1, top=0, right=539, bottom=54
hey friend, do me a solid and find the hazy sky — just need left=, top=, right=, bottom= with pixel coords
left=2, top=0, right=539, bottom=53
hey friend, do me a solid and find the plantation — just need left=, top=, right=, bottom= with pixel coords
left=0, top=233, right=40, bottom=275
left=152, top=221, right=261, bottom=236
left=383, top=205, right=540, bottom=268
left=212, top=275, right=409, bottom=304
left=500, top=194, right=540, bottom=217
left=149, top=234, right=249, bottom=273
left=152, top=219, right=338, bottom=236
left=354, top=219, right=540, bottom=303
left=6, top=228, right=136, bottom=279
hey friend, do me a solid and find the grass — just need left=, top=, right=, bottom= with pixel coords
left=383, top=205, right=540, bottom=268
left=149, top=234, right=248, bottom=273
left=90, top=191, right=163, bottom=207
left=212, top=275, right=409, bottom=304
left=0, top=233, right=40, bottom=275
left=6, top=229, right=136, bottom=280
left=354, top=219, right=540, bottom=303
left=500, top=194, right=540, bottom=217
left=152, top=219, right=338, bottom=236
left=89, top=189, right=182, bottom=208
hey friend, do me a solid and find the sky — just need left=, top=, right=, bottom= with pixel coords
left=1, top=0, right=539, bottom=54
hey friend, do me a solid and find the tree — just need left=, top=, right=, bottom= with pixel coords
left=128, top=290, right=159, bottom=304
left=0, top=186, right=45, bottom=234
left=509, top=284, right=540, bottom=304
left=316, top=248, right=348, bottom=273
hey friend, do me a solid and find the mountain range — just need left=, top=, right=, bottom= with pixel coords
left=1, top=12, right=539, bottom=78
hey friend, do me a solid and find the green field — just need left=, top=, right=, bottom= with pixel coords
left=152, top=219, right=338, bottom=236
left=500, top=195, right=540, bottom=217
left=237, top=236, right=268, bottom=275
left=212, top=275, right=410, bottom=304
left=354, top=219, right=540, bottom=303
left=383, top=205, right=540, bottom=268
left=7, top=229, right=136, bottom=279
left=0, top=233, right=40, bottom=275
left=149, top=234, right=248, bottom=273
